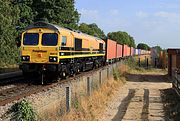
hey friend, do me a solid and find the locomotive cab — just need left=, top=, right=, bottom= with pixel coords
left=21, top=29, right=59, bottom=64
left=20, top=22, right=61, bottom=83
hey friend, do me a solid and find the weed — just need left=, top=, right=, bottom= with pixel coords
left=10, top=100, right=37, bottom=121
left=72, top=96, right=80, bottom=109
left=113, top=68, right=119, bottom=81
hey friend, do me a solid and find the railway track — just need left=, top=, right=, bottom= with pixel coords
left=0, top=71, right=23, bottom=86
left=0, top=65, right=107, bottom=106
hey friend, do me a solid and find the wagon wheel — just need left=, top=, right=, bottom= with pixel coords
left=94, top=60, right=99, bottom=69
left=41, top=73, right=44, bottom=85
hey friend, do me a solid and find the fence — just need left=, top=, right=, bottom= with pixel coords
left=172, top=69, right=180, bottom=97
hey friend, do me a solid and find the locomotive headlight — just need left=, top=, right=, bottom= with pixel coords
left=21, top=56, right=30, bottom=61
left=49, top=56, right=58, bottom=62
left=53, top=57, right=57, bottom=61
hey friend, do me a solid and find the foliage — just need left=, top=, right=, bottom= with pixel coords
left=12, top=0, right=34, bottom=32
left=10, top=100, right=37, bottom=121
left=113, top=68, right=121, bottom=81
left=107, top=31, right=136, bottom=47
left=72, top=96, right=80, bottom=109
left=137, top=43, right=150, bottom=50
left=0, top=0, right=20, bottom=67
left=79, top=23, right=106, bottom=39
left=32, top=0, right=80, bottom=29
left=125, top=57, right=137, bottom=68
left=154, top=45, right=162, bottom=53
left=12, top=0, right=80, bottom=30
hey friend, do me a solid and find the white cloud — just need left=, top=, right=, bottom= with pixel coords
left=155, top=11, right=180, bottom=24
left=79, top=8, right=99, bottom=20
left=136, top=11, right=148, bottom=18
left=155, top=11, right=180, bottom=18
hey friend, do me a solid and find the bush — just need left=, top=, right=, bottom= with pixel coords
left=10, top=100, right=37, bottom=121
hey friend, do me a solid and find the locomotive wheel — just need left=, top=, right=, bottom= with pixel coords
left=94, top=60, right=99, bottom=69
left=61, top=72, right=67, bottom=79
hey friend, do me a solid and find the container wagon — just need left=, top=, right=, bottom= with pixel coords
left=116, top=44, right=123, bottom=60
left=106, top=39, right=117, bottom=63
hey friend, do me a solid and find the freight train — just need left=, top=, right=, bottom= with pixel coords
left=16, top=21, right=150, bottom=84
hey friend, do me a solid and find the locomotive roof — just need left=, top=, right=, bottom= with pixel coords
left=25, top=21, right=103, bottom=42
left=26, top=21, right=60, bottom=31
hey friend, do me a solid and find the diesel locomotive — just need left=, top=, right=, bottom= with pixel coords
left=17, top=21, right=106, bottom=84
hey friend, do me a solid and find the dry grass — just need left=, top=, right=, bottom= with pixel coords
left=61, top=65, right=127, bottom=121
left=130, top=67, right=167, bottom=75
left=118, top=64, right=129, bottom=76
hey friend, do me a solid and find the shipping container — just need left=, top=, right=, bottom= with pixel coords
left=141, top=50, right=144, bottom=55
left=138, top=49, right=141, bottom=55
left=127, top=46, right=131, bottom=56
left=130, top=47, right=134, bottom=56
left=116, top=44, right=123, bottom=58
left=106, top=39, right=117, bottom=61
left=133, top=48, right=136, bottom=56
left=123, top=45, right=127, bottom=57
left=123, top=45, right=131, bottom=57
left=135, top=49, right=138, bottom=55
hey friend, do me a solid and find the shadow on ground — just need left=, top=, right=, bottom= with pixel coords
left=125, top=73, right=170, bottom=83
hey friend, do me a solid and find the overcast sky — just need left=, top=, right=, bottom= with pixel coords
left=75, top=0, right=180, bottom=49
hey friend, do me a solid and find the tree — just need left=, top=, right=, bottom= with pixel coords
left=129, top=36, right=136, bottom=47
left=153, top=45, right=162, bottom=53
left=32, top=0, right=80, bottom=29
left=12, top=0, right=34, bottom=32
left=107, top=31, right=136, bottom=47
left=0, top=0, right=20, bottom=67
left=79, top=23, right=106, bottom=39
left=137, top=43, right=150, bottom=50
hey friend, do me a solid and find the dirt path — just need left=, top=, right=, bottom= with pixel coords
left=98, top=69, right=171, bottom=121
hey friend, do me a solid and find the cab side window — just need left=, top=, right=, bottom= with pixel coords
left=61, top=36, right=67, bottom=46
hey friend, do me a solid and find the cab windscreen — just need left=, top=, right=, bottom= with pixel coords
left=42, top=33, right=58, bottom=46
left=23, top=33, right=39, bottom=45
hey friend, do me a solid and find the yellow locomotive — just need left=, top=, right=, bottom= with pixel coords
left=18, top=22, right=105, bottom=84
